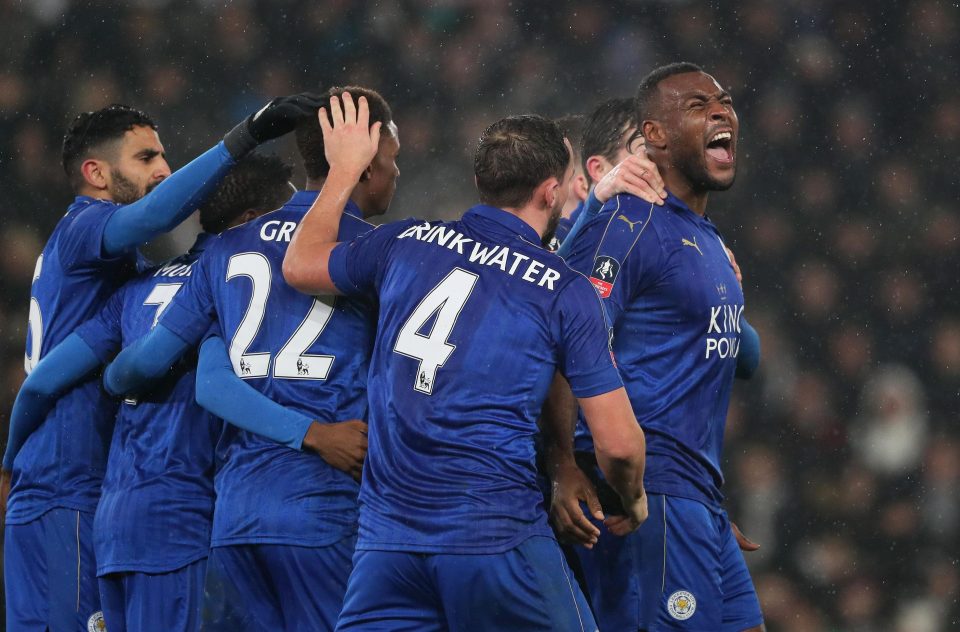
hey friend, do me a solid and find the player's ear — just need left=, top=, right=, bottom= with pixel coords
left=573, top=173, right=589, bottom=202
left=81, top=158, right=109, bottom=191
left=541, top=176, right=561, bottom=210
left=643, top=120, right=666, bottom=150
left=358, top=162, right=373, bottom=183
left=585, top=155, right=606, bottom=186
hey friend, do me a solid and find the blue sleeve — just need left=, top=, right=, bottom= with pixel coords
left=328, top=220, right=414, bottom=296
left=75, top=288, right=125, bottom=363
left=101, top=142, right=235, bottom=257
left=157, top=250, right=217, bottom=345
left=3, top=334, right=101, bottom=470
left=736, top=318, right=761, bottom=379
left=103, top=324, right=193, bottom=397
left=195, top=337, right=313, bottom=450
left=556, top=276, right=623, bottom=398
left=564, top=195, right=660, bottom=327
left=555, top=190, right=602, bottom=258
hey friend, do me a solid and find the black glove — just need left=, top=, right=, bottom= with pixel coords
left=223, top=92, right=324, bottom=158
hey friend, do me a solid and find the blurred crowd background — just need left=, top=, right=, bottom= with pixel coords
left=1, top=0, right=958, bottom=629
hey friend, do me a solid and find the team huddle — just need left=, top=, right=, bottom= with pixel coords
left=3, top=62, right=764, bottom=631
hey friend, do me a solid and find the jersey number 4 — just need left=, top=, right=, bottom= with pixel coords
left=394, top=267, right=478, bottom=395
left=227, top=252, right=335, bottom=380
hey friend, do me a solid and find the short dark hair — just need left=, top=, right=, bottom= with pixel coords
left=554, top=114, right=585, bottom=169
left=61, top=104, right=157, bottom=191
left=198, top=153, right=293, bottom=234
left=581, top=98, right=638, bottom=175
left=636, top=62, right=704, bottom=120
left=295, top=85, right=393, bottom=180
left=474, top=115, right=570, bottom=208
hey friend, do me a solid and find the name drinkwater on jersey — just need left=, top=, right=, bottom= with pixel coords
left=706, top=303, right=744, bottom=359
left=397, top=221, right=561, bottom=290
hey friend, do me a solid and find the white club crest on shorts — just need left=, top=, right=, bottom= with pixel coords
left=667, top=590, right=696, bottom=620
left=87, top=611, right=106, bottom=631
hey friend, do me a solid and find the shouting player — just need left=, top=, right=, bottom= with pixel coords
left=561, top=62, right=765, bottom=631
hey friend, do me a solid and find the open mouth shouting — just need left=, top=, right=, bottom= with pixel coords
left=705, top=129, right=735, bottom=165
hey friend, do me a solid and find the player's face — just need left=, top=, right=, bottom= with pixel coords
left=366, top=122, right=400, bottom=216
left=658, top=72, right=738, bottom=191
left=107, top=125, right=171, bottom=204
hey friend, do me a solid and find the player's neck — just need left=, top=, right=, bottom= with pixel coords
left=662, top=173, right=708, bottom=216
left=307, top=176, right=380, bottom=220
left=77, top=185, right=112, bottom=202
left=502, top=204, right=549, bottom=239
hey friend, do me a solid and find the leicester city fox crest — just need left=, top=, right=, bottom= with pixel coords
left=589, top=255, right=620, bottom=298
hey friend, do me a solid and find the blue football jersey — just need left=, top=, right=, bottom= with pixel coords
left=159, top=192, right=376, bottom=547
left=564, top=192, right=745, bottom=510
left=327, top=204, right=622, bottom=554
left=7, top=197, right=141, bottom=524
left=75, top=234, right=219, bottom=575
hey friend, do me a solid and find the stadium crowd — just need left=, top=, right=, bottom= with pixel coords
left=1, top=0, right=958, bottom=630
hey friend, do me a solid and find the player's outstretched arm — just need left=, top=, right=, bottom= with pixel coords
left=578, top=387, right=648, bottom=534
left=541, top=372, right=604, bottom=549
left=284, top=92, right=382, bottom=295
left=195, top=336, right=315, bottom=450
left=557, top=154, right=666, bottom=258
left=103, top=324, right=192, bottom=397
left=3, top=334, right=102, bottom=472
left=102, top=93, right=324, bottom=257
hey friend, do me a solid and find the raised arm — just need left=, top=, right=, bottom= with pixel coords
left=3, top=334, right=102, bottom=471
left=557, top=154, right=666, bottom=257
left=102, top=93, right=324, bottom=256
left=283, top=92, right=382, bottom=295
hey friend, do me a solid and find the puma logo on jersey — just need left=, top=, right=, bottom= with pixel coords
left=682, top=237, right=703, bottom=256
left=617, top=214, right=643, bottom=232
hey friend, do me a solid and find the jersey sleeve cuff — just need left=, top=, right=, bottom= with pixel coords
left=159, top=301, right=212, bottom=346
left=567, top=364, right=623, bottom=399
left=74, top=322, right=118, bottom=364
left=328, top=241, right=363, bottom=296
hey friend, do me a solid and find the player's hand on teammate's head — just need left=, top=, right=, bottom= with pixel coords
left=224, top=92, right=326, bottom=159
left=302, top=419, right=368, bottom=482
left=725, top=247, right=743, bottom=286
left=549, top=461, right=603, bottom=549
left=605, top=491, right=648, bottom=536
left=318, top=91, right=383, bottom=181
left=731, top=521, right=760, bottom=552
left=594, top=154, right=668, bottom=206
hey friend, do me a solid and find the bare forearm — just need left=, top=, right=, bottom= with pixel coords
left=596, top=427, right=646, bottom=507
left=283, top=168, right=358, bottom=294
left=540, top=372, right=579, bottom=476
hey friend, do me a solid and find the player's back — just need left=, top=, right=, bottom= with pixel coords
left=8, top=197, right=140, bottom=524
left=80, top=236, right=220, bottom=575
left=199, top=192, right=375, bottom=547
left=564, top=192, right=745, bottom=508
left=344, top=205, right=609, bottom=554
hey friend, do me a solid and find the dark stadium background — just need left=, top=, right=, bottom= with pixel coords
left=1, top=1, right=957, bottom=629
